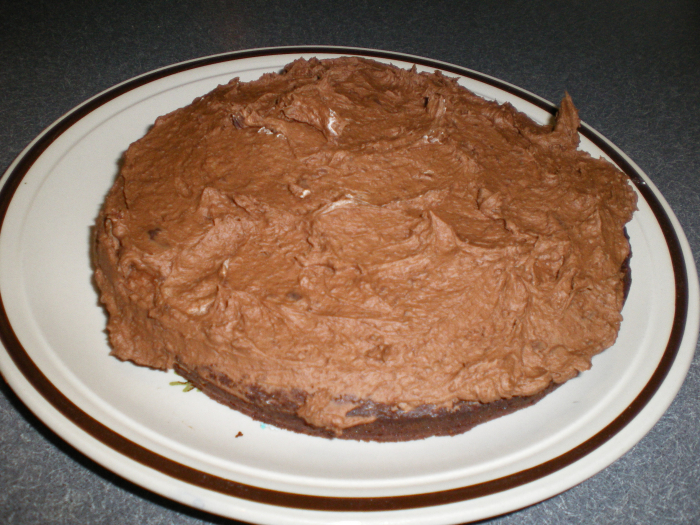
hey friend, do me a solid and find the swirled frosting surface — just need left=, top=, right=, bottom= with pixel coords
left=94, top=57, right=637, bottom=433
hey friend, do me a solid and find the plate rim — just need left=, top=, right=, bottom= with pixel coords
left=0, top=45, right=695, bottom=515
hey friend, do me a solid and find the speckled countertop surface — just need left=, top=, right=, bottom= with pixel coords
left=1, top=1, right=699, bottom=523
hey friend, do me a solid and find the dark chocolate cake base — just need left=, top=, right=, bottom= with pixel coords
left=174, top=363, right=560, bottom=441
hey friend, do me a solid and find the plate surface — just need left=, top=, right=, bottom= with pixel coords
left=0, top=47, right=697, bottom=525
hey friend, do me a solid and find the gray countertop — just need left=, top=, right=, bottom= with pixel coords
left=1, top=1, right=699, bottom=523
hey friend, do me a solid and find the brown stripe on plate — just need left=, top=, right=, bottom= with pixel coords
left=0, top=47, right=689, bottom=512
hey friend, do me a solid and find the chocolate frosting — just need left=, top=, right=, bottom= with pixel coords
left=93, top=57, right=637, bottom=434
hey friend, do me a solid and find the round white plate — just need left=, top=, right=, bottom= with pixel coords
left=0, top=47, right=697, bottom=525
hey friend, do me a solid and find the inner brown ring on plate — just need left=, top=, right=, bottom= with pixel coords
left=0, top=46, right=689, bottom=512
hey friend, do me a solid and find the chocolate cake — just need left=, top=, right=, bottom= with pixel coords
left=93, top=57, right=637, bottom=440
